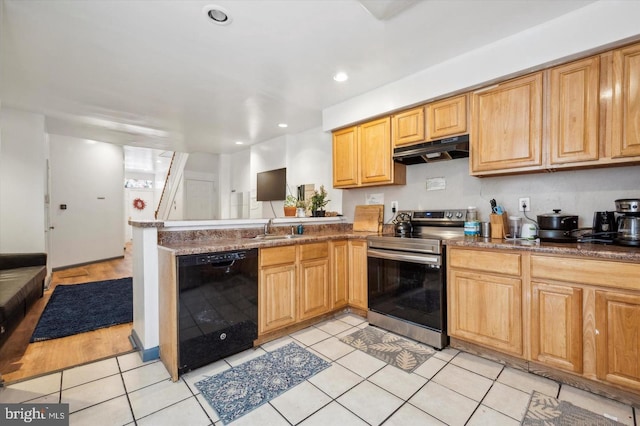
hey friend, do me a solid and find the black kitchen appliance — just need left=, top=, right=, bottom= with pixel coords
left=578, top=211, right=617, bottom=244
left=177, top=249, right=258, bottom=375
left=367, top=209, right=466, bottom=349
left=594, top=211, right=616, bottom=234
left=537, top=209, right=579, bottom=242
left=393, top=135, right=470, bottom=164
left=615, top=198, right=640, bottom=247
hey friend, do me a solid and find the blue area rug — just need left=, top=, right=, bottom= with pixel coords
left=30, top=277, right=133, bottom=342
left=195, top=342, right=330, bottom=424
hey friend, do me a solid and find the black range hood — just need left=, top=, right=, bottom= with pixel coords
left=393, top=134, right=469, bottom=165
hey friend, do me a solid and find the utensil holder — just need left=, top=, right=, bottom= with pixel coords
left=490, top=212, right=508, bottom=239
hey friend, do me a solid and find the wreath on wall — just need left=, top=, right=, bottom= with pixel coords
left=133, top=198, right=146, bottom=211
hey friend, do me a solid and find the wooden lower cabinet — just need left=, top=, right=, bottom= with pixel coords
left=595, top=290, right=640, bottom=392
left=531, top=281, right=583, bottom=373
left=448, top=269, right=523, bottom=356
left=259, top=246, right=297, bottom=334
left=348, top=240, right=368, bottom=310
left=330, top=240, right=349, bottom=309
left=259, top=240, right=363, bottom=336
left=298, top=243, right=331, bottom=321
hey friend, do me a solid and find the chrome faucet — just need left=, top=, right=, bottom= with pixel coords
left=264, top=219, right=272, bottom=235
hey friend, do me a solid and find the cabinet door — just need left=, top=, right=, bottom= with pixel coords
left=471, top=73, right=543, bottom=175
left=548, top=56, right=600, bottom=165
left=333, top=126, right=359, bottom=188
left=531, top=282, right=583, bottom=373
left=611, top=43, right=640, bottom=158
left=330, top=240, right=349, bottom=309
left=393, top=106, right=425, bottom=147
left=448, top=270, right=522, bottom=355
left=348, top=240, right=368, bottom=310
left=259, top=264, right=297, bottom=334
left=298, top=258, right=331, bottom=320
left=426, top=94, right=467, bottom=140
left=359, top=117, right=393, bottom=184
left=595, top=290, right=640, bottom=391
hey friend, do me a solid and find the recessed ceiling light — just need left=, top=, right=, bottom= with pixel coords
left=333, top=72, right=349, bottom=82
left=278, top=123, right=288, bottom=128
left=203, top=5, right=232, bottom=25
left=235, top=141, right=244, bottom=145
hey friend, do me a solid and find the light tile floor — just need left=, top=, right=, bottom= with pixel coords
left=1, top=313, right=638, bottom=426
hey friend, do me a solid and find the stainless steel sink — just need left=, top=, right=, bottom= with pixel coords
left=252, top=234, right=303, bottom=240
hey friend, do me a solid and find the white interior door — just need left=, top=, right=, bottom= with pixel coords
left=185, top=179, right=215, bottom=219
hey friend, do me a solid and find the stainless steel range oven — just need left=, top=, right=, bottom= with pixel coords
left=367, top=210, right=465, bottom=349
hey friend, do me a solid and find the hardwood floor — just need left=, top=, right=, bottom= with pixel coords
left=0, top=245, right=135, bottom=384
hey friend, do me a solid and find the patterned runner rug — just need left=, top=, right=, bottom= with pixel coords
left=339, top=326, right=435, bottom=372
left=522, top=391, right=627, bottom=425
left=195, top=342, right=330, bottom=424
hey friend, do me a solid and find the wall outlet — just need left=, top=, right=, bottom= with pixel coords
left=518, top=197, right=531, bottom=212
left=391, top=201, right=399, bottom=213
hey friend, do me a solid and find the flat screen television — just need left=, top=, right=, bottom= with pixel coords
left=256, top=167, right=286, bottom=201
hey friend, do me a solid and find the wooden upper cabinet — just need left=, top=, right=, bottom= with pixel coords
left=426, top=94, right=468, bottom=140
left=360, top=117, right=394, bottom=184
left=548, top=56, right=600, bottom=165
left=393, top=106, right=425, bottom=147
left=333, top=117, right=405, bottom=188
left=611, top=43, right=640, bottom=158
left=332, top=126, right=359, bottom=188
left=471, top=72, right=543, bottom=175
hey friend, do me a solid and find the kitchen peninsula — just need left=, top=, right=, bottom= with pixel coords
left=129, top=217, right=374, bottom=381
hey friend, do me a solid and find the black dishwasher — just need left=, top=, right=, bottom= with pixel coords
left=177, top=249, right=258, bottom=375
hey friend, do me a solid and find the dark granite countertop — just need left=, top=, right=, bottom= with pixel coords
left=158, top=231, right=376, bottom=256
left=445, top=237, right=640, bottom=262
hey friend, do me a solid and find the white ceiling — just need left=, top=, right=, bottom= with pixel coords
left=1, top=0, right=595, bottom=156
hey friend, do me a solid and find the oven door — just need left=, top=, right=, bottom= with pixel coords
left=367, top=248, right=445, bottom=332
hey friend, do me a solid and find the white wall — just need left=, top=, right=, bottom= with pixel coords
left=341, top=159, right=640, bottom=229
left=285, top=126, right=338, bottom=213
left=221, top=128, right=336, bottom=219
left=323, top=1, right=640, bottom=130
left=324, top=0, right=640, bottom=228
left=49, top=135, right=124, bottom=268
left=0, top=108, right=47, bottom=252
left=222, top=150, right=252, bottom=219
left=124, top=171, right=155, bottom=241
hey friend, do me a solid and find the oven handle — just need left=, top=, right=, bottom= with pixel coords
left=367, top=248, right=441, bottom=265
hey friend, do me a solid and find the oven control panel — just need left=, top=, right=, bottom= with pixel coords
left=410, top=209, right=466, bottom=224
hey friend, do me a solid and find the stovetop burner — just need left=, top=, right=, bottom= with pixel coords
left=369, top=209, right=467, bottom=254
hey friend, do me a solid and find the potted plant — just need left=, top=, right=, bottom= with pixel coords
left=295, top=199, right=308, bottom=218
left=284, top=195, right=297, bottom=217
left=310, top=185, right=330, bottom=217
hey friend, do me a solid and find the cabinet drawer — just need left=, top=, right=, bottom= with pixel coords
left=299, top=242, right=328, bottom=261
left=260, top=245, right=296, bottom=267
left=531, top=255, right=640, bottom=291
left=449, top=248, right=521, bottom=276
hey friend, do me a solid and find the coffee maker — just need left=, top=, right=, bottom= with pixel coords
left=593, top=211, right=617, bottom=236
left=577, top=211, right=617, bottom=244
left=615, top=199, right=640, bottom=247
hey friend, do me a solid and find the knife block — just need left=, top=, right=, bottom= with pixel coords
left=490, top=212, right=508, bottom=239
